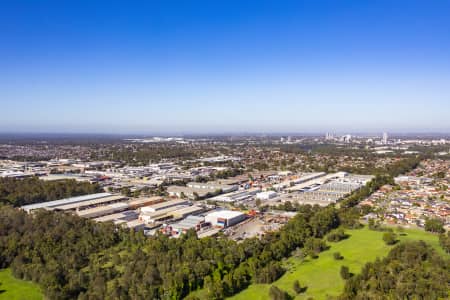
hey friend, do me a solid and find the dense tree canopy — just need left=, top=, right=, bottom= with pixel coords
left=0, top=177, right=102, bottom=207
left=425, top=217, right=445, bottom=234
left=339, top=241, right=450, bottom=300
left=0, top=202, right=342, bottom=300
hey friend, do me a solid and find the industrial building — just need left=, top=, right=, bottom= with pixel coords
left=211, top=188, right=261, bottom=203
left=116, top=219, right=146, bottom=230
left=50, top=195, right=127, bottom=211
left=186, top=182, right=238, bottom=193
left=272, top=172, right=326, bottom=190
left=166, top=181, right=239, bottom=200
left=75, top=197, right=163, bottom=219
left=140, top=199, right=189, bottom=213
left=127, top=197, right=164, bottom=209
left=139, top=203, right=203, bottom=224
left=256, top=191, right=277, bottom=200
left=21, top=192, right=114, bottom=213
left=77, top=202, right=129, bottom=218
left=139, top=205, right=188, bottom=223
left=205, top=210, right=246, bottom=228
left=93, top=210, right=139, bottom=223
left=171, top=205, right=204, bottom=219
left=162, top=215, right=206, bottom=236
left=277, top=173, right=375, bottom=206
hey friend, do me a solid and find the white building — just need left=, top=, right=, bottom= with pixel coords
left=256, top=191, right=278, bottom=200
left=382, top=132, right=388, bottom=145
left=205, top=210, right=246, bottom=228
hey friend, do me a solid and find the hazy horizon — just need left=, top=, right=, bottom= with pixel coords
left=0, top=130, right=449, bottom=138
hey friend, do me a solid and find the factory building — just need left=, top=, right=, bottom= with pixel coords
left=205, top=210, right=246, bottom=228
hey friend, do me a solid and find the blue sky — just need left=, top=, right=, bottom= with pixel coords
left=1, top=0, right=450, bottom=134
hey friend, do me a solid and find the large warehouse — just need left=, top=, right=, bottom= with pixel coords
left=140, top=199, right=189, bottom=213
left=21, top=192, right=114, bottom=213
left=205, top=210, right=246, bottom=228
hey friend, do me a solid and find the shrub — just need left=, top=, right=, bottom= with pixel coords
left=327, top=228, right=349, bottom=242
left=293, top=279, right=306, bottom=294
left=340, top=265, right=351, bottom=280
left=383, top=232, right=398, bottom=245
left=269, top=285, right=289, bottom=300
left=333, top=252, right=344, bottom=260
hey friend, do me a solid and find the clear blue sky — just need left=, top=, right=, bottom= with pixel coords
left=1, top=0, right=450, bottom=134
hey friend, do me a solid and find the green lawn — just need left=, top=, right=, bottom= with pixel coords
left=0, top=269, right=42, bottom=300
left=229, top=226, right=446, bottom=300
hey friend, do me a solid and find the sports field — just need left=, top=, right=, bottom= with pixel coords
left=0, top=268, right=42, bottom=300
left=229, top=226, right=445, bottom=300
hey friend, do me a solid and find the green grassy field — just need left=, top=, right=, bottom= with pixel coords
left=0, top=269, right=42, bottom=300
left=229, top=226, right=446, bottom=300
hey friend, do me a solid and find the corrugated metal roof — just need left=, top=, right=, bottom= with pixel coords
left=51, top=195, right=126, bottom=211
left=21, top=193, right=112, bottom=212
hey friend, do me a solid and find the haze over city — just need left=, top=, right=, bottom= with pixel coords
left=2, top=0, right=450, bottom=134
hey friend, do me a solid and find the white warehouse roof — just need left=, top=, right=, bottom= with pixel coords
left=21, top=193, right=112, bottom=212
left=206, top=210, right=244, bottom=219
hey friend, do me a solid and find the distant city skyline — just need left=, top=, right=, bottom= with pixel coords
left=2, top=1, right=450, bottom=133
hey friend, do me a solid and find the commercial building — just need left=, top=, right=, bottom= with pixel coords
left=205, top=210, right=247, bottom=228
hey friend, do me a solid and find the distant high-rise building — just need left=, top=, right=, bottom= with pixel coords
left=382, top=132, right=388, bottom=144
left=340, top=134, right=351, bottom=143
